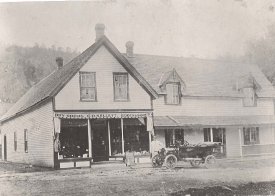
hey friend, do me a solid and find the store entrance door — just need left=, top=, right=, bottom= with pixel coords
left=92, top=120, right=109, bottom=162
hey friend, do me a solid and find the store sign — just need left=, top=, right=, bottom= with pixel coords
left=54, top=113, right=89, bottom=119
left=90, top=113, right=121, bottom=119
left=54, top=112, right=153, bottom=119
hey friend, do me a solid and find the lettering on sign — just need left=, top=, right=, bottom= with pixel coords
left=121, top=113, right=147, bottom=118
left=54, top=113, right=89, bottom=119
left=89, top=113, right=121, bottom=119
left=54, top=112, right=153, bottom=119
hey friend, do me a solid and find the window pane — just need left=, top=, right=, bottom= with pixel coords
left=80, top=88, right=96, bottom=100
left=175, top=129, right=184, bottom=143
left=114, top=74, right=128, bottom=100
left=204, top=128, right=211, bottom=142
left=80, top=73, right=95, bottom=87
left=243, top=128, right=250, bottom=145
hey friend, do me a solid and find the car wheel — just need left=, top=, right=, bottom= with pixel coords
left=165, top=154, right=177, bottom=169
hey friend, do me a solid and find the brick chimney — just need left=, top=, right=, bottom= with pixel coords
left=95, top=23, right=105, bottom=42
left=56, top=57, right=63, bottom=69
left=126, top=41, right=134, bottom=57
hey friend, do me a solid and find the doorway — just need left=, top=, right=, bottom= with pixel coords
left=92, top=119, right=109, bottom=162
left=4, top=135, right=7, bottom=161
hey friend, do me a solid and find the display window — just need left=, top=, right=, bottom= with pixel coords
left=59, top=119, right=89, bottom=159
left=110, top=119, right=123, bottom=156
left=123, top=118, right=149, bottom=155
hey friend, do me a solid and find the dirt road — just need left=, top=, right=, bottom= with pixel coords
left=0, top=159, right=275, bottom=195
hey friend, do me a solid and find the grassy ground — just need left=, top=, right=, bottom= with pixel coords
left=0, top=158, right=274, bottom=195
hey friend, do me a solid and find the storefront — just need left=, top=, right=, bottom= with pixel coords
left=54, top=112, right=153, bottom=169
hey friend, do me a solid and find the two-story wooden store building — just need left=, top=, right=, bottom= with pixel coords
left=1, top=24, right=275, bottom=168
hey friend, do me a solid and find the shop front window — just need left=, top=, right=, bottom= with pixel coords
left=59, top=119, right=89, bottom=159
left=123, top=118, right=149, bottom=155
left=110, top=119, right=122, bottom=156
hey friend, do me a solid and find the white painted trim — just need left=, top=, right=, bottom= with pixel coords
left=238, top=127, right=243, bottom=157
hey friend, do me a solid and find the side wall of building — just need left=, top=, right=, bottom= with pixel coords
left=1, top=101, right=54, bottom=167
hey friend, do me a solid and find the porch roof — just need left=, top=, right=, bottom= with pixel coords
left=154, top=115, right=275, bottom=127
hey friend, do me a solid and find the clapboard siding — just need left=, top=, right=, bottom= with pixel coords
left=242, top=144, right=275, bottom=155
left=1, top=101, right=54, bottom=167
left=226, top=126, right=241, bottom=157
left=153, top=96, right=274, bottom=116
left=55, top=46, right=151, bottom=110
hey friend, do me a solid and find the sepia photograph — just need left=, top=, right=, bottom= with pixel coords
left=1, top=0, right=275, bottom=195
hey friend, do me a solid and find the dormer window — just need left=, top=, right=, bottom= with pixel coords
left=166, top=83, right=180, bottom=105
left=242, top=87, right=256, bottom=107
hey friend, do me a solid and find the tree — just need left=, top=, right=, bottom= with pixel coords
left=245, top=24, right=275, bottom=83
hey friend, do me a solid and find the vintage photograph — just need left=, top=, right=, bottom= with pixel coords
left=1, top=0, right=275, bottom=195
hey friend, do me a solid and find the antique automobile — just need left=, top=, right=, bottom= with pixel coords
left=151, top=140, right=221, bottom=169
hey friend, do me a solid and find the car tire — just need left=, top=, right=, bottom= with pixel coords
left=165, top=154, right=177, bottom=169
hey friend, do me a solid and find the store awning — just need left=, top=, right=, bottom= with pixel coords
left=154, top=115, right=275, bottom=127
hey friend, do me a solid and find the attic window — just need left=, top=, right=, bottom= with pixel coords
left=165, top=83, right=180, bottom=105
left=242, top=87, right=256, bottom=107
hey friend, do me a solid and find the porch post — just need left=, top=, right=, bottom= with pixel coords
left=121, top=118, right=125, bottom=154
left=88, top=119, right=92, bottom=158
left=108, top=120, right=111, bottom=156
left=238, top=127, right=243, bottom=156
left=149, top=131, right=152, bottom=153
left=210, top=128, right=213, bottom=142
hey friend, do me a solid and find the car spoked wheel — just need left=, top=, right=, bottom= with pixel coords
left=204, top=155, right=216, bottom=168
left=152, top=155, right=163, bottom=168
left=165, top=154, right=177, bottom=169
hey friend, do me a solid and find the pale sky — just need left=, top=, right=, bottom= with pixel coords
left=1, top=0, right=275, bottom=58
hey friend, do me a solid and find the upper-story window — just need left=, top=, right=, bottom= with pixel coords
left=79, top=72, right=97, bottom=101
left=166, top=83, right=180, bottom=105
left=113, top=73, right=129, bottom=101
left=243, top=87, right=256, bottom=107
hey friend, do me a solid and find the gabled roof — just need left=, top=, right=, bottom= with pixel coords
left=0, top=36, right=158, bottom=123
left=158, top=68, right=185, bottom=94
left=125, top=54, right=275, bottom=98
